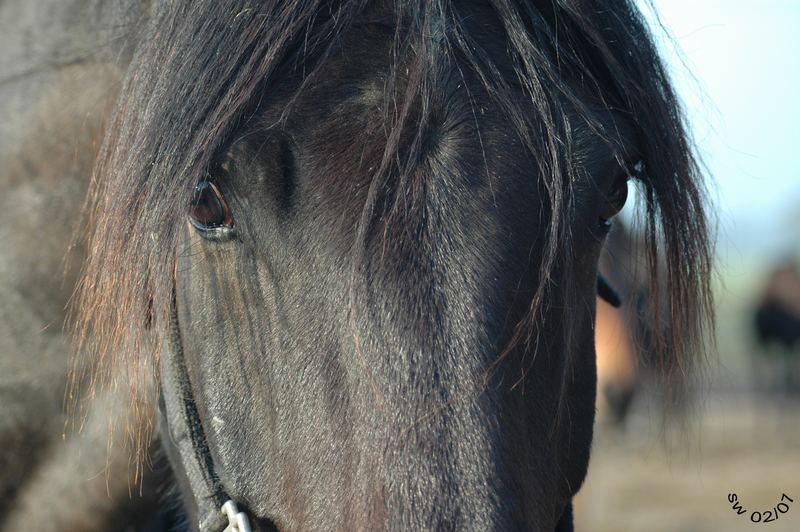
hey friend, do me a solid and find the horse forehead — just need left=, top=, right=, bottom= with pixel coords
left=250, top=5, right=635, bottom=194
left=287, top=23, right=627, bottom=145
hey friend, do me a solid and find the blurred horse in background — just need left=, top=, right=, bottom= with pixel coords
left=594, top=218, right=700, bottom=428
left=595, top=222, right=640, bottom=427
left=752, top=260, right=800, bottom=392
left=595, top=298, right=638, bottom=426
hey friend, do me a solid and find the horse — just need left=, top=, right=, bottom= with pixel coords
left=0, top=2, right=184, bottom=529
left=752, top=260, right=800, bottom=392
left=0, top=0, right=714, bottom=530
left=594, top=298, right=637, bottom=427
left=594, top=218, right=701, bottom=428
left=594, top=221, right=640, bottom=427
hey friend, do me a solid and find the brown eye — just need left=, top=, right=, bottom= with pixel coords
left=189, top=181, right=234, bottom=231
left=599, top=174, right=629, bottom=227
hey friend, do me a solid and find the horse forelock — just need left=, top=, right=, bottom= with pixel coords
left=73, top=0, right=713, bottom=466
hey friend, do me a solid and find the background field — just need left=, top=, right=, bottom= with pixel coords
left=576, top=270, right=800, bottom=531
left=573, top=2, right=800, bottom=526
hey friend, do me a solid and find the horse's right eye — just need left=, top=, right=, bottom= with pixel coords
left=189, top=181, right=235, bottom=232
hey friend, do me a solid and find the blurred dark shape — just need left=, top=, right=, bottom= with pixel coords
left=752, top=260, right=800, bottom=391
left=756, top=302, right=800, bottom=348
left=755, top=261, right=800, bottom=348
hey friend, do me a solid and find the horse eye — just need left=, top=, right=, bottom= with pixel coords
left=598, top=175, right=629, bottom=226
left=189, top=181, right=234, bottom=231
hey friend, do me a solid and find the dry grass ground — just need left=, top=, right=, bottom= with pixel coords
left=575, top=393, right=800, bottom=531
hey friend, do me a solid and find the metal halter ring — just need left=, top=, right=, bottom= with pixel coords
left=221, top=500, right=252, bottom=532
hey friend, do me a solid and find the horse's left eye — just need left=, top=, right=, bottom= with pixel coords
left=189, top=181, right=235, bottom=231
left=599, top=174, right=629, bottom=227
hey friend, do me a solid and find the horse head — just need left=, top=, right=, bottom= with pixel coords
left=76, top=1, right=713, bottom=530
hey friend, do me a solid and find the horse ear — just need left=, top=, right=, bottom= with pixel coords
left=597, top=274, right=621, bottom=307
